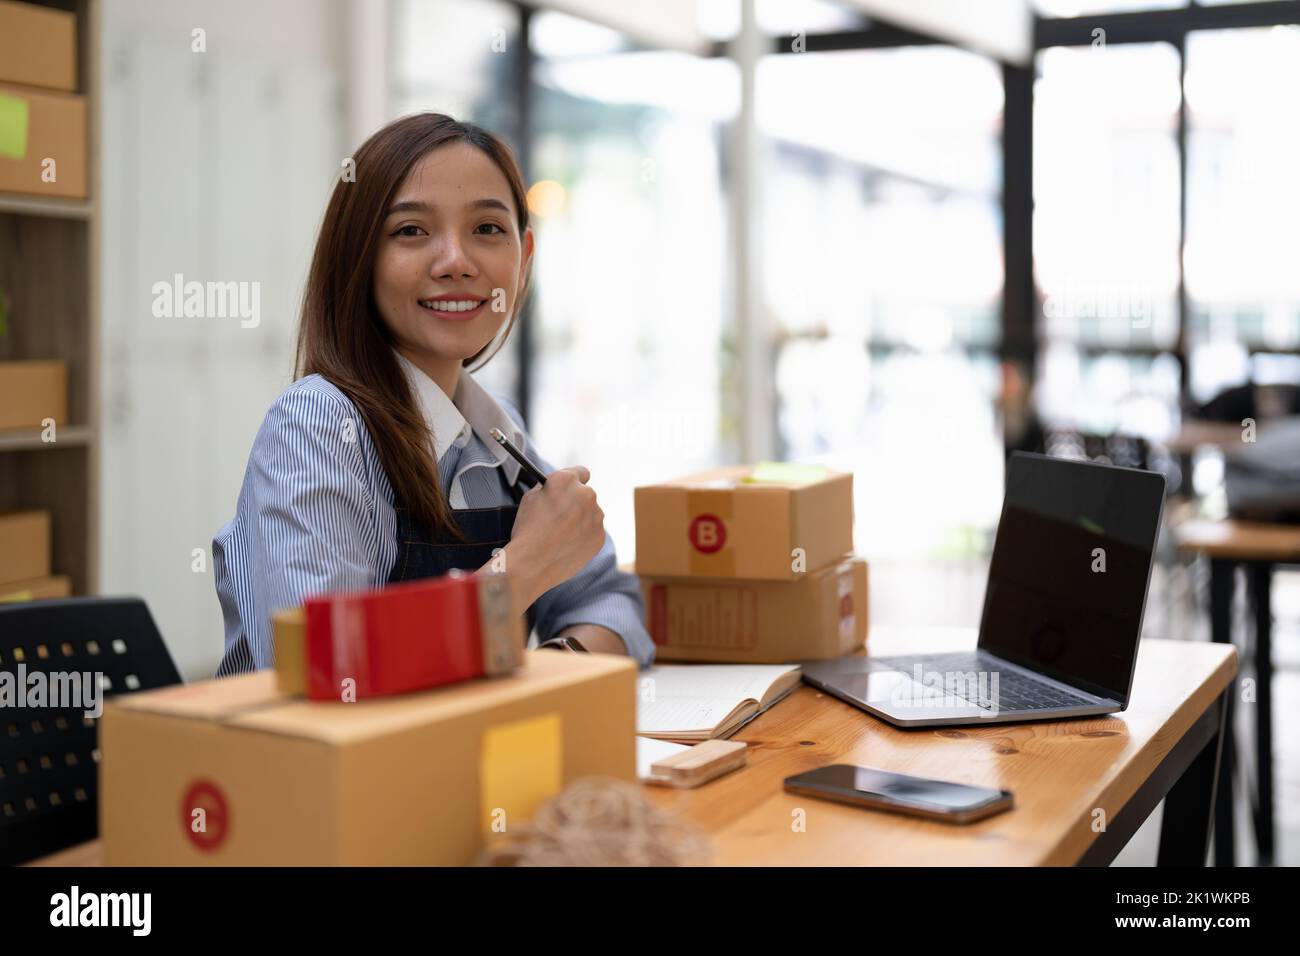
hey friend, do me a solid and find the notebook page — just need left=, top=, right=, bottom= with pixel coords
left=637, top=665, right=801, bottom=735
left=636, top=695, right=737, bottom=735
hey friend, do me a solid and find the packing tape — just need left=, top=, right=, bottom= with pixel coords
left=329, top=598, right=370, bottom=700
left=837, top=561, right=856, bottom=643
left=475, top=572, right=523, bottom=675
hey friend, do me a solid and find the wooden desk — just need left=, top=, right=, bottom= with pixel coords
left=1175, top=517, right=1300, bottom=867
left=641, top=628, right=1235, bottom=865
left=28, top=629, right=1235, bottom=867
left=1176, top=518, right=1300, bottom=561
left=25, top=840, right=104, bottom=867
left=1167, top=422, right=1260, bottom=455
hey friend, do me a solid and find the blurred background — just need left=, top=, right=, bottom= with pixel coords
left=1, top=0, right=1298, bottom=865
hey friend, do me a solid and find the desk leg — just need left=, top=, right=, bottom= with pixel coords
left=1209, top=558, right=1236, bottom=867
left=1247, top=561, right=1275, bottom=867
left=1157, top=687, right=1227, bottom=866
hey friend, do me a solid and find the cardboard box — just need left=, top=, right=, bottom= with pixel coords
left=0, top=83, right=86, bottom=197
left=0, top=510, right=51, bottom=586
left=0, top=574, right=70, bottom=602
left=640, top=556, right=868, bottom=663
left=100, top=651, right=637, bottom=865
left=635, top=464, right=854, bottom=580
left=0, top=360, right=68, bottom=431
left=0, top=1, right=77, bottom=92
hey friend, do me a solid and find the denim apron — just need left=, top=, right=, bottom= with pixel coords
left=386, top=469, right=529, bottom=584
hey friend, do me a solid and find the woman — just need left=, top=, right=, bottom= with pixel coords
left=213, top=113, right=654, bottom=676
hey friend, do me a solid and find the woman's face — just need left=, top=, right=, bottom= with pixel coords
left=374, top=142, right=532, bottom=369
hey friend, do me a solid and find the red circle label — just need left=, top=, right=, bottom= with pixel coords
left=182, top=779, right=230, bottom=852
left=689, top=514, right=727, bottom=554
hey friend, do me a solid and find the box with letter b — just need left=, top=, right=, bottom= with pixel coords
left=633, top=463, right=867, bottom=663
left=634, top=463, right=853, bottom=580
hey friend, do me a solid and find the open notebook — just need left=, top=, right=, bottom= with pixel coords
left=637, top=664, right=803, bottom=743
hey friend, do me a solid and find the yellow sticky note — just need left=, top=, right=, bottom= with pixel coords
left=0, top=93, right=29, bottom=160
left=480, top=713, right=562, bottom=834
left=744, top=461, right=830, bottom=485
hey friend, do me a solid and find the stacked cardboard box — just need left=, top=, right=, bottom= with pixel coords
left=633, top=464, right=868, bottom=663
left=0, top=1, right=79, bottom=438
left=0, top=509, right=68, bottom=602
left=0, top=1, right=87, bottom=198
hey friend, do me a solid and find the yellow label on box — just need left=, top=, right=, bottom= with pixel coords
left=744, top=461, right=830, bottom=485
left=0, top=92, right=29, bottom=159
left=480, top=713, right=562, bottom=834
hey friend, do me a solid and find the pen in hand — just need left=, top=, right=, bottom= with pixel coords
left=489, top=427, right=548, bottom=487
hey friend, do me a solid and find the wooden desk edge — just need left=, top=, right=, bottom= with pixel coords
left=1042, top=642, right=1237, bottom=866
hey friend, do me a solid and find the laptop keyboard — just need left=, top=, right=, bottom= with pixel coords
left=870, top=652, right=1098, bottom=712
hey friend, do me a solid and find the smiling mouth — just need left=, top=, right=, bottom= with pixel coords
left=418, top=297, right=486, bottom=315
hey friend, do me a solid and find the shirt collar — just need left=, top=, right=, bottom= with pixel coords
left=394, top=349, right=526, bottom=486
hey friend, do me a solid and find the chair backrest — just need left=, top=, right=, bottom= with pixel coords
left=1042, top=428, right=1154, bottom=471
left=0, top=597, right=182, bottom=864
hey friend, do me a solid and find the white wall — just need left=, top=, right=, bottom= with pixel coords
left=99, top=0, right=347, bottom=680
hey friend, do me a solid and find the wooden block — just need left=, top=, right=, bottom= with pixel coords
left=646, top=739, right=747, bottom=789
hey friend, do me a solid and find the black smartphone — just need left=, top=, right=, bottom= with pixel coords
left=784, top=764, right=1013, bottom=824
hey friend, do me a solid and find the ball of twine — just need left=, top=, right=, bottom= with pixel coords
left=476, top=777, right=712, bottom=867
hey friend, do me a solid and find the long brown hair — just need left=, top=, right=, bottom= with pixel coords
left=295, top=113, right=532, bottom=543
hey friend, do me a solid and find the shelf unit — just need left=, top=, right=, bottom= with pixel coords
left=0, top=0, right=99, bottom=596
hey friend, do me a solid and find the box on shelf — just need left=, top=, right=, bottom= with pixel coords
left=0, top=360, right=67, bottom=431
left=0, top=509, right=51, bottom=586
left=635, top=463, right=853, bottom=580
left=100, top=652, right=637, bottom=865
left=0, top=574, right=69, bottom=602
left=0, top=83, right=86, bottom=198
left=0, top=1, right=77, bottom=93
left=638, top=556, right=868, bottom=663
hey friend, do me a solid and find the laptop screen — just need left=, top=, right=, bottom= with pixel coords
left=978, top=452, right=1166, bottom=703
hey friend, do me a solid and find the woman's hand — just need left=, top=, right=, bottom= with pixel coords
left=482, top=466, right=606, bottom=612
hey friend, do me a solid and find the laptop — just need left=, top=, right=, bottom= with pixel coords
left=800, top=451, right=1166, bottom=728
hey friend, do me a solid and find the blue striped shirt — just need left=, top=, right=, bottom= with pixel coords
left=212, top=366, right=656, bottom=677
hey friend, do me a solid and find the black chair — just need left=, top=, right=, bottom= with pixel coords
left=0, top=597, right=181, bottom=864
left=1035, top=426, right=1186, bottom=494
left=1041, top=427, right=1152, bottom=470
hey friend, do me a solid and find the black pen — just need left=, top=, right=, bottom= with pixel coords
left=489, top=427, right=548, bottom=486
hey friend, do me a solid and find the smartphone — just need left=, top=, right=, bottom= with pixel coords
left=784, top=764, right=1013, bottom=824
